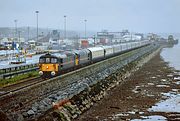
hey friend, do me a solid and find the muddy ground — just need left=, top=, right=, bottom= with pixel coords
left=74, top=51, right=180, bottom=121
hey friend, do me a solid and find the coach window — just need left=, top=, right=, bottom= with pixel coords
left=60, top=59, right=63, bottom=67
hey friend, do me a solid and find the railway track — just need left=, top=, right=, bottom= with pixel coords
left=0, top=45, right=159, bottom=120
left=0, top=66, right=39, bottom=79
left=0, top=76, right=44, bottom=98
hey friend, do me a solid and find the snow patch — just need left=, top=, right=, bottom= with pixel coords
left=156, top=85, right=170, bottom=88
left=148, top=93, right=180, bottom=113
left=131, top=115, right=167, bottom=121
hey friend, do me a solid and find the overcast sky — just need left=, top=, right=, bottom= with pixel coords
left=0, top=0, right=180, bottom=33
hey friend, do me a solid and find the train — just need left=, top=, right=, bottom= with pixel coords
left=39, top=40, right=151, bottom=78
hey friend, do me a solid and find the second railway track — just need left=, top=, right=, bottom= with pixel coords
left=0, top=76, right=44, bottom=98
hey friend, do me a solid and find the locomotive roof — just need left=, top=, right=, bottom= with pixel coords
left=53, top=51, right=75, bottom=58
left=40, top=53, right=57, bottom=58
left=87, top=47, right=104, bottom=52
left=113, top=44, right=122, bottom=47
left=97, top=45, right=113, bottom=49
left=73, top=49, right=90, bottom=55
left=53, top=53, right=67, bottom=58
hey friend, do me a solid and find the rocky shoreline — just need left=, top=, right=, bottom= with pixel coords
left=74, top=49, right=180, bottom=121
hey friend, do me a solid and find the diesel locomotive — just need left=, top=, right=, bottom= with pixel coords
left=39, top=40, right=150, bottom=78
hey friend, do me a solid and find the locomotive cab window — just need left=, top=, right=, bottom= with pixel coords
left=39, top=58, right=45, bottom=63
left=51, top=58, right=58, bottom=63
left=46, top=58, right=50, bottom=63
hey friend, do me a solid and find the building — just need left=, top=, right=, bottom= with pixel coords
left=49, top=30, right=60, bottom=45
left=97, top=30, right=114, bottom=44
left=0, top=37, right=25, bottom=49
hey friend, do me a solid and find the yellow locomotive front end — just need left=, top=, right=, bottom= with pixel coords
left=39, top=54, right=59, bottom=77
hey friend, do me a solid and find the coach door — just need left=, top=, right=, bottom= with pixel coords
left=75, top=54, right=79, bottom=66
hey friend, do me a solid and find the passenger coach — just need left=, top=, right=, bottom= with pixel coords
left=39, top=40, right=151, bottom=78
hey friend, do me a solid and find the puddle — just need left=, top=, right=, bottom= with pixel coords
left=148, top=93, right=180, bottom=113
left=111, top=113, right=130, bottom=120
left=173, top=81, right=180, bottom=85
left=162, top=92, right=179, bottom=97
left=147, top=94, right=154, bottom=97
left=172, top=89, right=179, bottom=92
left=167, top=74, right=173, bottom=78
left=174, top=77, right=180, bottom=80
left=131, top=115, right=167, bottom=121
left=132, top=90, right=139, bottom=93
left=156, top=85, right=170, bottom=88
left=132, top=86, right=141, bottom=93
left=147, top=83, right=154, bottom=86
left=0, top=91, right=6, bottom=94
left=161, top=79, right=167, bottom=82
left=128, top=111, right=136, bottom=114
left=157, top=75, right=161, bottom=77
left=114, top=113, right=129, bottom=117
left=151, top=77, right=156, bottom=79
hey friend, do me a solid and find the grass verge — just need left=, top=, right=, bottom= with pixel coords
left=0, top=71, right=39, bottom=87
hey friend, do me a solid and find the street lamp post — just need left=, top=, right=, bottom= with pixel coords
left=27, top=26, right=30, bottom=41
left=35, top=11, right=39, bottom=42
left=18, top=31, right=21, bottom=46
left=14, top=20, right=18, bottom=39
left=64, top=15, right=66, bottom=40
left=84, top=19, right=87, bottom=39
left=93, top=35, right=96, bottom=47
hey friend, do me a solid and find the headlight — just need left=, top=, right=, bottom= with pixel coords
left=51, top=71, right=56, bottom=76
left=39, top=71, right=43, bottom=75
